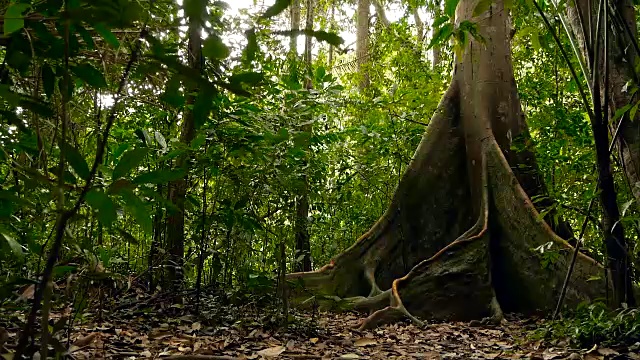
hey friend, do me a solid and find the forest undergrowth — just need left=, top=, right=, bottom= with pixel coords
left=1, top=279, right=639, bottom=360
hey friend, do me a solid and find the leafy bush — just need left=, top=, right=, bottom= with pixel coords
left=533, top=302, right=640, bottom=347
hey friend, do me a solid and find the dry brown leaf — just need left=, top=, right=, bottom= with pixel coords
left=340, top=354, right=360, bottom=359
left=257, top=345, right=285, bottom=358
left=309, top=338, right=319, bottom=344
left=72, top=332, right=99, bottom=348
left=596, top=348, right=619, bottom=356
left=354, top=338, right=376, bottom=347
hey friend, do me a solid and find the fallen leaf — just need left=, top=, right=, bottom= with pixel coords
left=354, top=338, right=376, bottom=347
left=340, top=354, right=360, bottom=359
left=257, top=345, right=285, bottom=358
left=310, top=337, right=319, bottom=344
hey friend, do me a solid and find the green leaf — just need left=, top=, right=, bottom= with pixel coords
left=117, top=228, right=139, bottom=244
left=42, top=64, right=56, bottom=99
left=613, top=103, right=633, bottom=122
left=519, top=26, right=540, bottom=51
left=62, top=142, right=90, bottom=180
left=85, top=189, right=117, bottom=227
left=432, top=15, right=450, bottom=28
left=631, top=100, right=640, bottom=121
left=133, top=168, right=186, bottom=185
left=4, top=2, right=30, bottom=36
left=444, top=0, right=461, bottom=17
left=309, top=30, right=343, bottom=46
left=135, top=128, right=152, bottom=147
left=193, top=86, right=215, bottom=130
left=428, top=23, right=454, bottom=50
left=1, top=231, right=24, bottom=257
left=120, top=190, right=152, bottom=235
left=112, top=148, right=150, bottom=180
left=202, top=35, right=230, bottom=60
left=94, top=23, right=120, bottom=49
left=155, top=131, right=167, bottom=150
left=260, top=0, right=292, bottom=19
left=274, top=30, right=343, bottom=46
left=473, top=0, right=493, bottom=16
left=243, top=28, right=258, bottom=64
left=72, top=63, right=108, bottom=89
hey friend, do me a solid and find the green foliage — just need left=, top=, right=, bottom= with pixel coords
left=533, top=303, right=640, bottom=347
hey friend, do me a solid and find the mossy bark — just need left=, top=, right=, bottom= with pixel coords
left=287, top=0, right=609, bottom=328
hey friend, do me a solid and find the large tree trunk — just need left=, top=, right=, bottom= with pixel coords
left=287, top=0, right=607, bottom=328
left=164, top=0, right=203, bottom=289
left=566, top=0, right=636, bottom=307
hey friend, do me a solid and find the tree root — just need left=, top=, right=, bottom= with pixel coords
left=287, top=87, right=608, bottom=329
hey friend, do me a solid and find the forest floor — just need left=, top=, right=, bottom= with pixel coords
left=1, top=287, right=639, bottom=360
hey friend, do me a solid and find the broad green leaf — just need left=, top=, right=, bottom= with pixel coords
left=160, top=75, right=185, bottom=108
left=613, top=103, right=633, bottom=122
left=94, top=23, right=120, bottom=49
left=62, top=142, right=90, bottom=180
left=155, top=131, right=167, bottom=150
left=1, top=231, right=24, bottom=257
left=42, top=64, right=56, bottom=99
left=72, top=63, right=108, bottom=89
left=519, top=26, right=541, bottom=51
left=133, top=168, right=186, bottom=185
left=202, top=35, right=230, bottom=60
left=428, top=23, right=454, bottom=50
left=432, top=15, right=450, bottom=29
left=473, top=0, right=493, bottom=16
left=117, top=228, right=139, bottom=244
left=243, top=29, right=258, bottom=64
left=135, top=128, right=152, bottom=146
left=109, top=179, right=134, bottom=194
left=4, top=2, right=30, bottom=35
left=309, top=30, right=343, bottom=46
left=229, top=72, right=264, bottom=87
left=444, top=0, right=461, bottom=17
left=274, top=30, right=343, bottom=46
left=183, top=0, right=206, bottom=20
left=193, top=86, right=215, bottom=130
left=120, top=190, right=152, bottom=235
left=260, top=0, right=292, bottom=19
left=112, top=148, right=150, bottom=180
left=85, top=189, right=117, bottom=226
left=631, top=100, right=640, bottom=121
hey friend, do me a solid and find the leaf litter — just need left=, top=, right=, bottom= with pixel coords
left=1, top=289, right=639, bottom=359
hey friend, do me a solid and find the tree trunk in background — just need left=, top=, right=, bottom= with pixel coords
left=413, top=8, right=424, bottom=51
left=371, top=0, right=390, bottom=27
left=289, top=0, right=300, bottom=55
left=328, top=4, right=335, bottom=70
left=567, top=0, right=636, bottom=307
left=164, top=0, right=203, bottom=290
left=356, top=0, right=370, bottom=90
left=287, top=0, right=607, bottom=329
left=294, top=0, right=313, bottom=272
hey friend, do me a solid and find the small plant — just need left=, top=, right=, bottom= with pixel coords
left=532, top=302, right=640, bottom=347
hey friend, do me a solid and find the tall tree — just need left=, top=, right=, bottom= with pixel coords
left=356, top=0, right=370, bottom=90
left=289, top=0, right=606, bottom=328
left=566, top=0, right=636, bottom=306
left=294, top=0, right=313, bottom=272
left=165, top=0, right=205, bottom=289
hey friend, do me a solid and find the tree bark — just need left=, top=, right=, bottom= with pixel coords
left=294, top=0, right=313, bottom=272
left=356, top=0, right=370, bottom=90
left=164, top=0, right=203, bottom=290
left=287, top=0, right=608, bottom=328
left=566, top=0, right=636, bottom=307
